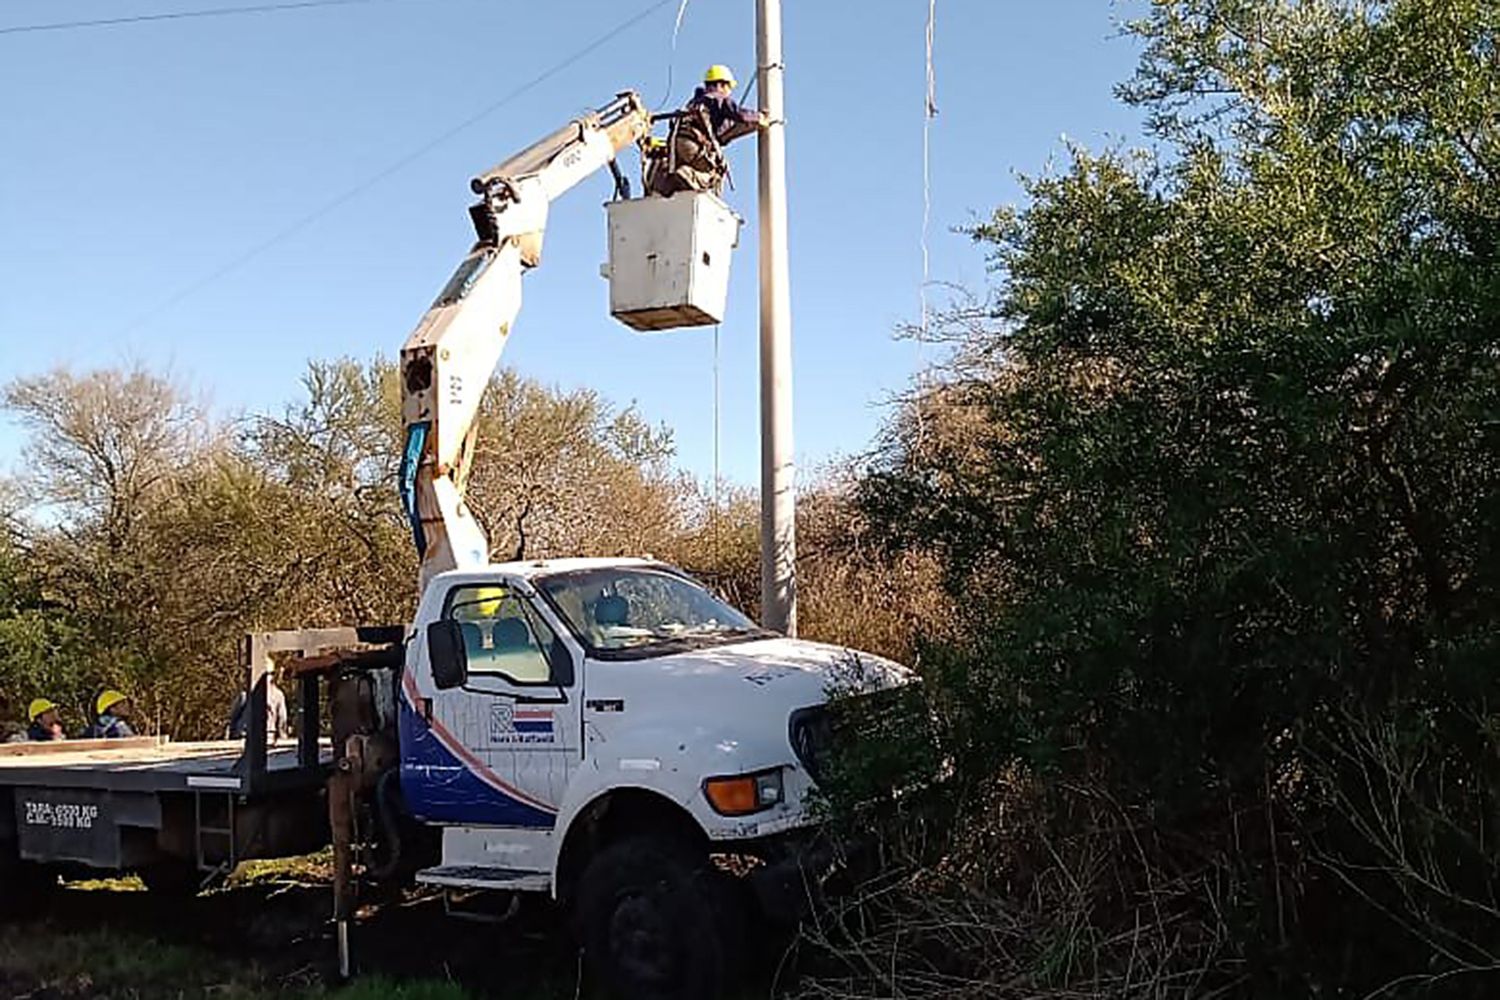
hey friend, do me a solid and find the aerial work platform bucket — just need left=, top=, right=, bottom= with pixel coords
left=603, top=192, right=743, bottom=332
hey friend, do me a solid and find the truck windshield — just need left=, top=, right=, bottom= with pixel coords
left=535, top=566, right=769, bottom=659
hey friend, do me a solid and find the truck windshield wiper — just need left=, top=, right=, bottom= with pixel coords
left=675, top=625, right=776, bottom=641
left=591, top=625, right=775, bottom=660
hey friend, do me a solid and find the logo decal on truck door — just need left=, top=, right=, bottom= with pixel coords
left=488, top=702, right=555, bottom=744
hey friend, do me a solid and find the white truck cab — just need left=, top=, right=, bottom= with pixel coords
left=349, top=556, right=910, bottom=998
left=401, top=557, right=906, bottom=893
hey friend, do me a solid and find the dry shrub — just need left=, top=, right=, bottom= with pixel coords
left=796, top=475, right=955, bottom=668
left=789, top=774, right=1252, bottom=1000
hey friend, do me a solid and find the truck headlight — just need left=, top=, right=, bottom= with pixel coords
left=703, top=767, right=784, bottom=816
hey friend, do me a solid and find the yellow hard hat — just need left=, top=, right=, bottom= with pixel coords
left=96, top=690, right=128, bottom=715
left=27, top=698, right=57, bottom=722
left=470, top=587, right=507, bottom=618
left=704, top=64, right=737, bottom=88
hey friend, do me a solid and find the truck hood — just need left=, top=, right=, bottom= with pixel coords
left=591, top=636, right=912, bottom=707
left=576, top=638, right=916, bottom=826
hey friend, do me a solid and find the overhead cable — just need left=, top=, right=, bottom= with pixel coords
left=654, top=0, right=693, bottom=111
left=0, top=0, right=417, bottom=37
left=921, top=0, right=938, bottom=341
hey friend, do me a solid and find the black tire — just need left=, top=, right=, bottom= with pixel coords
left=574, top=837, right=745, bottom=1000
left=137, top=863, right=203, bottom=897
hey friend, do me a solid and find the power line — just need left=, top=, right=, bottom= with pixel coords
left=654, top=0, right=694, bottom=111
left=0, top=0, right=412, bottom=36
left=921, top=0, right=938, bottom=341
left=119, top=0, right=678, bottom=334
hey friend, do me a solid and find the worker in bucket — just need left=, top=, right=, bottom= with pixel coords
left=648, top=64, right=769, bottom=197
left=86, top=690, right=136, bottom=739
left=26, top=699, right=66, bottom=742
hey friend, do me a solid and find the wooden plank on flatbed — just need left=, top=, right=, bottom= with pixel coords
left=0, top=736, right=161, bottom=758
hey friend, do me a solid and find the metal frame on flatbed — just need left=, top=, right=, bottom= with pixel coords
left=240, top=624, right=404, bottom=794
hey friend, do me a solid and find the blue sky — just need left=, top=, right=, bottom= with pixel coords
left=0, top=0, right=1145, bottom=487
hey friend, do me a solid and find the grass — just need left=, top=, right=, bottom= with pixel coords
left=57, top=851, right=334, bottom=897
left=0, top=925, right=285, bottom=998
left=0, top=923, right=487, bottom=999
left=62, top=874, right=145, bottom=892
left=3, top=863, right=579, bottom=1000
left=328, top=978, right=476, bottom=1000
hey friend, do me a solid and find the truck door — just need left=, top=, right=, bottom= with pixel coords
left=399, top=580, right=580, bottom=828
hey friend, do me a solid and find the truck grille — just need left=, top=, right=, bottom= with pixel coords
left=789, top=706, right=833, bottom=781
left=789, top=685, right=921, bottom=784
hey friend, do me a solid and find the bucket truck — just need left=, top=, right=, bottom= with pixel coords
left=0, top=91, right=910, bottom=1000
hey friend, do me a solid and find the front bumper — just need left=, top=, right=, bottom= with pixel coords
left=729, top=830, right=840, bottom=924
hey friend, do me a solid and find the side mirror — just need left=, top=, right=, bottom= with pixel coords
left=427, top=620, right=469, bottom=691
left=549, top=640, right=576, bottom=688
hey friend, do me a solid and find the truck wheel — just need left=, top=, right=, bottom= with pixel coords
left=575, top=837, right=743, bottom=1000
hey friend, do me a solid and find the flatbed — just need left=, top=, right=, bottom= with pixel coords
left=0, top=631, right=390, bottom=887
left=0, top=627, right=404, bottom=891
left=0, top=737, right=332, bottom=793
left=0, top=735, right=331, bottom=879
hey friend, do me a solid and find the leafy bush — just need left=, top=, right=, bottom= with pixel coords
left=816, top=1, right=1500, bottom=996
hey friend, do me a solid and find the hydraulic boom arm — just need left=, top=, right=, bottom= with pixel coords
left=398, top=92, right=649, bottom=587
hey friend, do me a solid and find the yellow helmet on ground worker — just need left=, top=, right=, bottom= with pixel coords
left=704, top=64, right=737, bottom=89
left=96, top=690, right=128, bottom=715
left=27, top=698, right=57, bottom=722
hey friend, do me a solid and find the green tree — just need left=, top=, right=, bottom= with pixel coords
left=2, top=366, right=215, bottom=732
left=0, top=534, right=84, bottom=739
left=849, top=1, right=1500, bottom=995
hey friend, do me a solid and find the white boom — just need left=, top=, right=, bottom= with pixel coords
left=398, top=92, right=650, bottom=587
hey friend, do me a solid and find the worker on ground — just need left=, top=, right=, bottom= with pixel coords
left=26, top=699, right=65, bottom=742
left=648, top=64, right=769, bottom=197
left=86, top=690, right=135, bottom=739
left=226, top=669, right=288, bottom=743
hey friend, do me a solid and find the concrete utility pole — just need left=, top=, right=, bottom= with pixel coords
left=756, top=0, right=797, bottom=635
